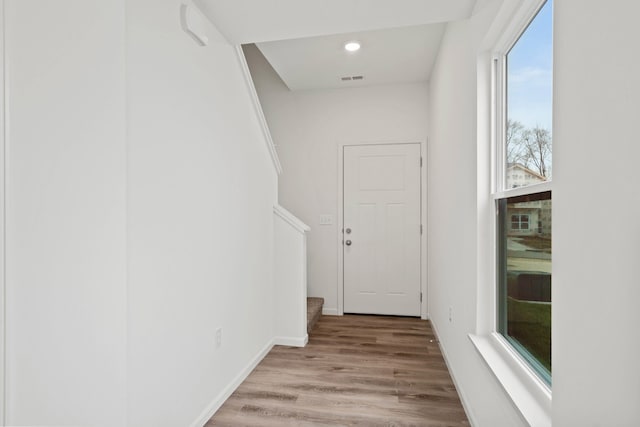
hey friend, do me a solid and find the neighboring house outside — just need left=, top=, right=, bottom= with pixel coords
left=506, top=163, right=551, bottom=237
left=509, top=205, right=542, bottom=237
left=506, top=163, right=546, bottom=189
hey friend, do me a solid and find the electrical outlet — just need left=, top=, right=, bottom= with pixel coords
left=215, top=327, right=222, bottom=349
left=448, top=306, right=453, bottom=323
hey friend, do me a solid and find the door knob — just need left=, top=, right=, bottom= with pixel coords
left=345, top=240, right=352, bottom=246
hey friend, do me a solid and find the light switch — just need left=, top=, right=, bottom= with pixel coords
left=319, top=214, right=333, bottom=225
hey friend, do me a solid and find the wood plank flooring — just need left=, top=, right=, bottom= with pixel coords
left=207, top=315, right=469, bottom=426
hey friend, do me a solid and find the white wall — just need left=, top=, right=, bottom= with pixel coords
left=4, top=1, right=127, bottom=425
left=274, top=205, right=309, bottom=346
left=427, top=2, right=528, bottom=426
left=126, top=1, right=278, bottom=426
left=431, top=1, right=640, bottom=426
left=553, top=0, right=640, bottom=424
left=0, top=2, right=6, bottom=422
left=244, top=44, right=429, bottom=315
left=4, top=1, right=279, bottom=426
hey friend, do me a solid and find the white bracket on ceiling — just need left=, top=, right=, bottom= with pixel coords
left=180, top=1, right=210, bottom=46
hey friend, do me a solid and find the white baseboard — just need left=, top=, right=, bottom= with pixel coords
left=322, top=307, right=338, bottom=315
left=430, top=320, right=478, bottom=427
left=189, top=338, right=274, bottom=427
left=274, top=334, right=308, bottom=347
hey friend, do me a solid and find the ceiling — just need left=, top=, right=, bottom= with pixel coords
left=255, top=24, right=446, bottom=91
left=197, top=0, right=478, bottom=90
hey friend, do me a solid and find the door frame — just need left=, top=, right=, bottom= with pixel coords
left=337, top=139, right=428, bottom=319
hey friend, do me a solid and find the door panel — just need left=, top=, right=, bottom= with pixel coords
left=343, top=144, right=421, bottom=316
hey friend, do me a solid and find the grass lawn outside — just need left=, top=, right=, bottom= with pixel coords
left=512, top=235, right=552, bottom=253
left=507, top=296, right=551, bottom=372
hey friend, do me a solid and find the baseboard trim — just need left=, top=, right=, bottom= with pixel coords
left=274, top=335, right=308, bottom=347
left=322, top=307, right=338, bottom=315
left=189, top=338, right=274, bottom=427
left=430, top=320, right=479, bottom=427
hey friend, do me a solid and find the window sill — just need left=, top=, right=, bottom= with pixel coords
left=469, top=333, right=551, bottom=427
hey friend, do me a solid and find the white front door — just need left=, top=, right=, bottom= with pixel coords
left=343, top=143, right=421, bottom=316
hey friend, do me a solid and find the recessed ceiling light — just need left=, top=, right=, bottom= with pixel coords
left=344, top=41, right=361, bottom=52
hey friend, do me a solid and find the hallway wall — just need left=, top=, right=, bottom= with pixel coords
left=125, top=1, right=278, bottom=426
left=552, top=0, right=640, bottom=423
left=4, top=1, right=279, bottom=426
left=4, top=1, right=128, bottom=425
left=427, top=4, right=526, bottom=425
left=428, top=0, right=640, bottom=425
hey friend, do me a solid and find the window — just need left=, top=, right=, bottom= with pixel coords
left=501, top=0, right=552, bottom=189
left=498, top=192, right=552, bottom=383
left=494, top=0, right=553, bottom=386
left=511, top=214, right=530, bottom=230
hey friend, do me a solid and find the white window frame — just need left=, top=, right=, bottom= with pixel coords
left=494, top=0, right=553, bottom=377
left=470, top=0, right=553, bottom=425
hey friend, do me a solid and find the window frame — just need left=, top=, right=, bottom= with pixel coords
left=491, top=0, right=553, bottom=391
left=469, top=1, right=553, bottom=424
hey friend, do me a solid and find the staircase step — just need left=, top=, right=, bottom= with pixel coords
left=306, top=297, right=324, bottom=334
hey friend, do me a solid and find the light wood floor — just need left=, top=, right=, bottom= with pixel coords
left=207, top=315, right=469, bottom=426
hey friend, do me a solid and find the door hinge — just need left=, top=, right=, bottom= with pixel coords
left=420, top=224, right=423, bottom=235
left=420, top=292, right=423, bottom=303
left=420, top=157, right=423, bottom=167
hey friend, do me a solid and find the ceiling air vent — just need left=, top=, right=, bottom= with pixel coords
left=340, top=75, right=364, bottom=82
